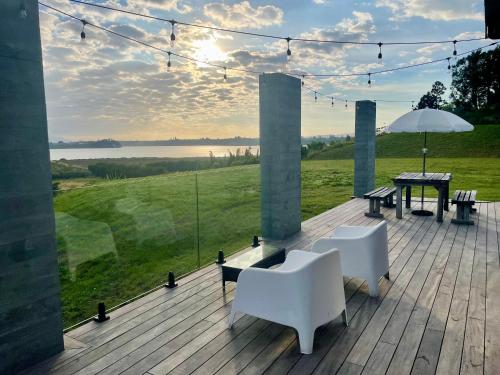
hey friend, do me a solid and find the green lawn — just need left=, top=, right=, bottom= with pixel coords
left=309, top=124, right=500, bottom=159
left=55, top=158, right=500, bottom=327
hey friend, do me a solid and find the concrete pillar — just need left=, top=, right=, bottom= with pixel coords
left=353, top=100, right=376, bottom=197
left=259, top=73, right=301, bottom=240
left=0, top=1, right=64, bottom=374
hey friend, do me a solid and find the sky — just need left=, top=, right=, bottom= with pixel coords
left=38, top=0, right=489, bottom=141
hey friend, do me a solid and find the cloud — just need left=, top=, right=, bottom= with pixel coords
left=376, top=0, right=483, bottom=21
left=203, top=1, right=284, bottom=29
left=124, top=0, right=193, bottom=14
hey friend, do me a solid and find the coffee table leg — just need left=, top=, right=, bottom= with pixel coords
left=396, top=186, right=403, bottom=219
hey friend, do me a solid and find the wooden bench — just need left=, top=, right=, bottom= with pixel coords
left=221, top=244, right=286, bottom=288
left=451, top=190, right=477, bottom=225
left=363, top=187, right=396, bottom=218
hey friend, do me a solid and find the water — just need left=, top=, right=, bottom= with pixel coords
left=50, top=145, right=260, bottom=160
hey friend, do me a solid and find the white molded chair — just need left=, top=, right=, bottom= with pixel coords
left=228, top=248, right=347, bottom=354
left=311, top=221, right=389, bottom=297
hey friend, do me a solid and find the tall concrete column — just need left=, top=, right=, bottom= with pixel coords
left=0, top=1, right=64, bottom=374
left=353, top=100, right=376, bottom=197
left=259, top=73, right=301, bottom=240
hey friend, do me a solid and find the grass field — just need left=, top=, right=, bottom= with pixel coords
left=309, top=124, right=500, bottom=159
left=56, top=157, right=500, bottom=326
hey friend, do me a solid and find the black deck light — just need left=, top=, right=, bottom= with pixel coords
left=170, top=20, right=176, bottom=47
left=94, top=302, right=110, bottom=322
left=80, top=20, right=87, bottom=40
left=165, top=271, right=178, bottom=288
left=377, top=42, right=383, bottom=59
left=252, top=235, right=260, bottom=248
left=216, top=250, right=226, bottom=264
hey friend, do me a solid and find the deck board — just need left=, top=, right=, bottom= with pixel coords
left=21, top=198, right=500, bottom=375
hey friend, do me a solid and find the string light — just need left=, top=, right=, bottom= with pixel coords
left=453, top=40, right=457, bottom=56
left=314, top=91, right=317, bottom=102
left=286, top=37, right=292, bottom=59
left=80, top=19, right=87, bottom=40
left=66, top=0, right=488, bottom=49
left=331, top=97, right=334, bottom=107
left=345, top=100, right=348, bottom=109
left=447, top=57, right=451, bottom=70
left=19, top=2, right=28, bottom=18
left=170, top=20, right=176, bottom=48
left=368, top=73, right=372, bottom=87
left=223, top=67, right=227, bottom=82
left=167, top=51, right=171, bottom=70
left=378, top=42, right=383, bottom=59
left=38, top=2, right=499, bottom=110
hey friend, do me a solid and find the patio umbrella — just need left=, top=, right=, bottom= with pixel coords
left=385, top=108, right=474, bottom=216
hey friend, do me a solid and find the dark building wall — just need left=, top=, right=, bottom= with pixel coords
left=0, top=1, right=64, bottom=373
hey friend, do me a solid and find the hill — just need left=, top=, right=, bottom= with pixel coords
left=308, top=124, right=500, bottom=159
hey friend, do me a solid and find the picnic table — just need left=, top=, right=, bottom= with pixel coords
left=392, top=172, right=452, bottom=222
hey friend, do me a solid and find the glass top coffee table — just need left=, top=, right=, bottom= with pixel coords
left=221, top=244, right=286, bottom=288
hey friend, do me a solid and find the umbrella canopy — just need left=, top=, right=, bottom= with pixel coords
left=386, top=108, right=474, bottom=133
left=385, top=108, right=474, bottom=217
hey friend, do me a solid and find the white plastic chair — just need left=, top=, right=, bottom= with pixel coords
left=228, top=249, right=347, bottom=354
left=311, top=221, right=389, bottom=297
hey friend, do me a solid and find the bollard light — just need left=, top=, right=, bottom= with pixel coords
left=94, top=302, right=110, bottom=322
left=165, top=271, right=178, bottom=288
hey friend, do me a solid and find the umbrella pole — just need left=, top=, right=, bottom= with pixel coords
left=412, top=132, right=433, bottom=216
left=421, top=132, right=427, bottom=210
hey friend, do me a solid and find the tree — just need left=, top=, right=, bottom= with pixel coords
left=450, top=47, right=500, bottom=111
left=416, top=81, right=447, bottom=109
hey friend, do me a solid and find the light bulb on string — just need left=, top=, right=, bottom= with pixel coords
left=331, top=97, right=334, bottom=107
left=447, top=57, right=451, bottom=70
left=223, top=67, right=227, bottom=82
left=170, top=20, right=176, bottom=48
left=19, top=2, right=28, bottom=19
left=80, top=20, right=87, bottom=40
left=286, top=37, right=292, bottom=60
left=167, top=51, right=171, bottom=71
left=453, top=40, right=457, bottom=56
left=314, top=91, right=317, bottom=102
left=301, top=75, right=305, bottom=87
left=345, top=100, right=348, bottom=109
left=378, top=42, right=383, bottom=59
left=368, top=73, right=372, bottom=87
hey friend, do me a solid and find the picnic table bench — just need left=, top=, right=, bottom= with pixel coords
left=363, top=187, right=396, bottom=218
left=451, top=190, right=477, bottom=225
left=221, top=244, right=286, bottom=288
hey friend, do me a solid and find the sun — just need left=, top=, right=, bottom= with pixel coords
left=192, top=37, right=228, bottom=64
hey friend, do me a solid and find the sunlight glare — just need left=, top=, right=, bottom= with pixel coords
left=193, top=37, right=227, bottom=65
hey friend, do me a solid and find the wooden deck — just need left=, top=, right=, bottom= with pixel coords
left=22, top=198, right=500, bottom=375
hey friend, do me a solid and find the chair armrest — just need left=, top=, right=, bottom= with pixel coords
left=278, top=250, right=318, bottom=271
left=311, top=237, right=353, bottom=254
left=332, top=226, right=371, bottom=238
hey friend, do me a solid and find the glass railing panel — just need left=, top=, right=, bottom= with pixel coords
left=197, top=164, right=261, bottom=266
left=54, top=173, right=196, bottom=328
